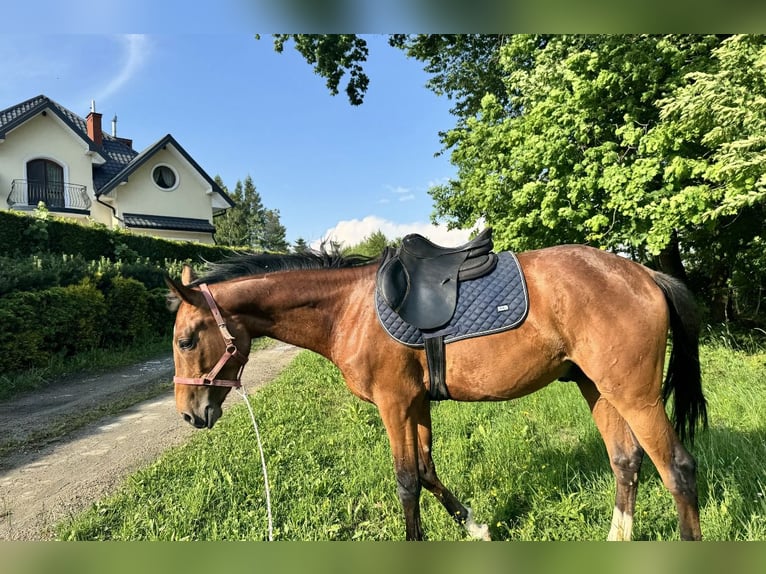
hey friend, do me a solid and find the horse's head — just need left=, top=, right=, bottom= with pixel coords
left=165, top=266, right=252, bottom=429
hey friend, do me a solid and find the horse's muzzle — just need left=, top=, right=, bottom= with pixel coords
left=182, top=405, right=221, bottom=429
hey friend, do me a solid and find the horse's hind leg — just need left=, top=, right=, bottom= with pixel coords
left=577, top=378, right=644, bottom=541
left=416, top=402, right=491, bottom=540
left=609, top=395, right=701, bottom=540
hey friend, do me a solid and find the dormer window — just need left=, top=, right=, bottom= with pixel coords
left=152, top=164, right=178, bottom=191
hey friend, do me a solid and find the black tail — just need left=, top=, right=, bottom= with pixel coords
left=652, top=272, right=708, bottom=445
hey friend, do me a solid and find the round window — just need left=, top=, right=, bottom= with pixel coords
left=152, top=165, right=177, bottom=190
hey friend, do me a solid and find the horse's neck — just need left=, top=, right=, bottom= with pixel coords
left=231, top=266, right=372, bottom=358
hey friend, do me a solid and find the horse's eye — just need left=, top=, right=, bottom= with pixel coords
left=178, top=337, right=195, bottom=351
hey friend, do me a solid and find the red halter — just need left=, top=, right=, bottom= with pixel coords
left=173, top=283, right=248, bottom=388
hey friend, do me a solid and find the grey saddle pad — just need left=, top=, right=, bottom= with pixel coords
left=375, top=251, right=529, bottom=347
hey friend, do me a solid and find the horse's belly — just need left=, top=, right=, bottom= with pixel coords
left=439, top=334, right=569, bottom=401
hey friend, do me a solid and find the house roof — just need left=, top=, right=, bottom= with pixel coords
left=0, top=94, right=234, bottom=209
left=123, top=213, right=216, bottom=233
left=0, top=94, right=107, bottom=160
left=98, top=133, right=235, bottom=209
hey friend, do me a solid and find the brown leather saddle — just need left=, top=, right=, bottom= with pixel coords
left=376, top=229, right=498, bottom=400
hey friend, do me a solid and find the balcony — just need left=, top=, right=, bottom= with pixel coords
left=7, top=179, right=91, bottom=213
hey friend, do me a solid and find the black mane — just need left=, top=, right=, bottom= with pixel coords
left=192, top=249, right=379, bottom=286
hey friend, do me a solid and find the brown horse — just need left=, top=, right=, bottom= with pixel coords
left=165, top=243, right=707, bottom=541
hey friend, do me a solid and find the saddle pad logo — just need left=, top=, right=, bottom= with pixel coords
left=375, top=251, right=529, bottom=347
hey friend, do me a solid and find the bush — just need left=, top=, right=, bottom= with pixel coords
left=147, top=287, right=175, bottom=336
left=0, top=283, right=106, bottom=372
left=0, top=254, right=90, bottom=296
left=42, top=283, right=107, bottom=354
left=100, top=276, right=152, bottom=344
left=0, top=210, right=238, bottom=264
left=0, top=291, right=47, bottom=371
left=0, top=210, right=239, bottom=379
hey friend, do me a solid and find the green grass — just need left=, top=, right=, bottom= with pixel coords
left=57, top=341, right=766, bottom=541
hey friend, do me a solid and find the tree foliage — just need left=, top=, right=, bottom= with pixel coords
left=388, top=34, right=511, bottom=123
left=272, top=34, right=369, bottom=106
left=292, top=237, right=309, bottom=252
left=342, top=229, right=397, bottom=258
left=214, top=175, right=288, bottom=251
left=429, top=34, right=766, bottom=320
left=261, top=208, right=289, bottom=252
left=278, top=34, right=766, bottom=321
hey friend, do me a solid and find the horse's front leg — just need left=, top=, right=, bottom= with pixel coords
left=378, top=395, right=425, bottom=540
left=416, top=401, right=491, bottom=540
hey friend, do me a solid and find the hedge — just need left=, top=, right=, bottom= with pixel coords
left=0, top=209, right=241, bottom=376
left=0, top=279, right=176, bottom=374
left=0, top=283, right=106, bottom=372
left=0, top=209, right=237, bottom=263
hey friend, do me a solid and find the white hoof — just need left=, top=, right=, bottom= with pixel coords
left=464, top=507, right=492, bottom=541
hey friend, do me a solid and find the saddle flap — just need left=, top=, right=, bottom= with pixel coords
left=377, top=254, right=409, bottom=313
left=397, top=275, right=459, bottom=329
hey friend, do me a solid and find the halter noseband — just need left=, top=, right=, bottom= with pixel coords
left=173, top=283, right=248, bottom=389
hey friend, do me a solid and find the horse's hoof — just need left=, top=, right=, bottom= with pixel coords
left=465, top=508, right=492, bottom=541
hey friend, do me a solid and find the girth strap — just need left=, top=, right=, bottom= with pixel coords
left=424, top=335, right=450, bottom=401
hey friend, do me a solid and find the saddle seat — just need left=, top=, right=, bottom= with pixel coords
left=377, top=228, right=498, bottom=331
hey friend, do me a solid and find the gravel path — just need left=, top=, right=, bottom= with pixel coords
left=0, top=342, right=301, bottom=540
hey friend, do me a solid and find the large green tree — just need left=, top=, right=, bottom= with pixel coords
left=277, top=34, right=766, bottom=321
left=429, top=35, right=766, bottom=321
left=261, top=208, right=290, bottom=252
left=645, top=35, right=766, bottom=319
left=214, top=175, right=283, bottom=250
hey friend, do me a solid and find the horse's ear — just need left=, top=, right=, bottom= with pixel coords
left=164, top=272, right=203, bottom=310
left=181, top=265, right=197, bottom=285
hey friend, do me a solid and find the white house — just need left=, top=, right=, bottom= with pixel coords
left=0, top=95, right=234, bottom=244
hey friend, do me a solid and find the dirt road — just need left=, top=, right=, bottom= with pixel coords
left=0, top=342, right=301, bottom=540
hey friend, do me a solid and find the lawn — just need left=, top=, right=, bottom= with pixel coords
left=58, top=336, right=766, bottom=541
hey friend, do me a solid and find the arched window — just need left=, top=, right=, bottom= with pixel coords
left=26, top=158, right=64, bottom=208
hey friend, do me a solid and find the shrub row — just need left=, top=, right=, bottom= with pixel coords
left=0, top=209, right=242, bottom=376
left=0, top=254, right=206, bottom=297
left=0, top=209, right=236, bottom=263
left=0, top=277, right=173, bottom=373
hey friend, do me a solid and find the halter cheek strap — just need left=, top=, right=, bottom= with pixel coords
left=173, top=283, right=249, bottom=388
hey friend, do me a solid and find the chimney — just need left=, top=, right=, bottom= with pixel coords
left=86, top=99, right=103, bottom=147
left=110, top=112, right=133, bottom=149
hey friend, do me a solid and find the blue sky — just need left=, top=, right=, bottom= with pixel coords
left=0, top=33, right=475, bottom=248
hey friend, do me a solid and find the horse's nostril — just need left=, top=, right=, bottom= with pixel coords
left=182, top=412, right=205, bottom=428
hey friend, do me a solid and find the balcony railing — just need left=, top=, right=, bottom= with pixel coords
left=7, top=179, right=91, bottom=212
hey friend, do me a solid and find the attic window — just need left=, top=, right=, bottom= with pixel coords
left=152, top=164, right=178, bottom=191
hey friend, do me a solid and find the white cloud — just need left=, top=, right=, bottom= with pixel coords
left=313, top=216, right=475, bottom=249
left=385, top=184, right=415, bottom=202
left=388, top=185, right=412, bottom=195
left=95, top=35, right=150, bottom=103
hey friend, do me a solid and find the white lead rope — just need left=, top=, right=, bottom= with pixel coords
left=235, top=387, right=274, bottom=541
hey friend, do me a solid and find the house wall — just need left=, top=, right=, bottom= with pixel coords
left=0, top=113, right=104, bottom=219
left=113, top=146, right=214, bottom=222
